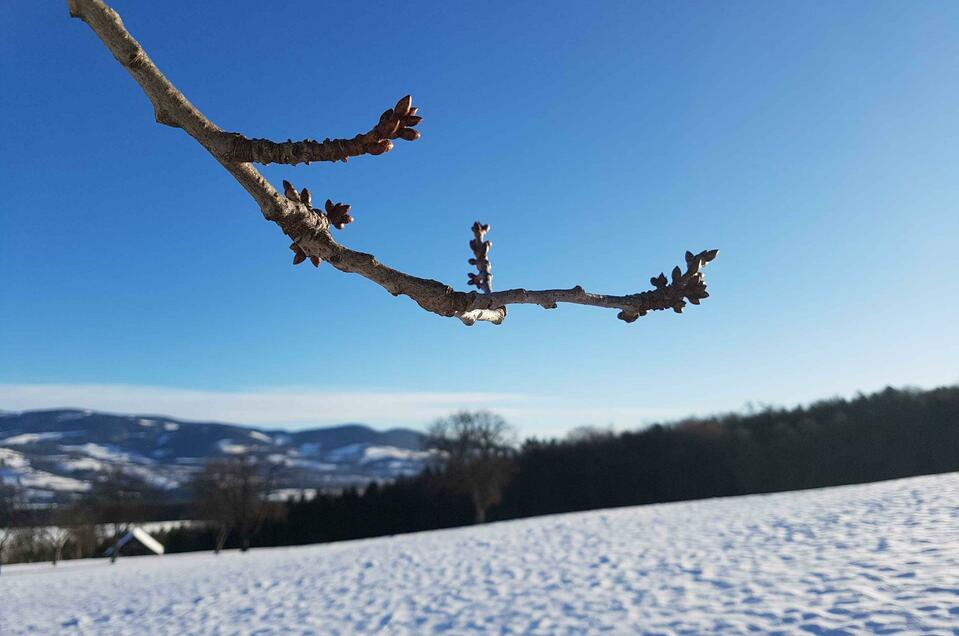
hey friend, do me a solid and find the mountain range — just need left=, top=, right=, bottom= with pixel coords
left=0, top=408, right=429, bottom=503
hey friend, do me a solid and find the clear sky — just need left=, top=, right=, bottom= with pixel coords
left=1, top=1, right=957, bottom=436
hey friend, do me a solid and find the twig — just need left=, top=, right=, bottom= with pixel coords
left=219, top=95, right=421, bottom=165
left=68, top=0, right=718, bottom=326
left=467, top=222, right=493, bottom=294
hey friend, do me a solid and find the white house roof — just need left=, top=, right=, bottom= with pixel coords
left=104, top=526, right=165, bottom=556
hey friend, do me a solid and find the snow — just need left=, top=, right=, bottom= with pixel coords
left=359, top=446, right=433, bottom=465
left=0, top=448, right=90, bottom=493
left=120, top=465, right=180, bottom=490
left=59, top=443, right=152, bottom=465
left=268, top=488, right=318, bottom=502
left=322, top=444, right=431, bottom=465
left=2, top=473, right=959, bottom=634
left=283, top=457, right=337, bottom=472
left=247, top=430, right=273, bottom=444
left=12, top=469, right=89, bottom=493
left=217, top=439, right=250, bottom=455
left=0, top=447, right=29, bottom=469
left=136, top=520, right=197, bottom=534
left=0, top=431, right=70, bottom=445
left=59, top=457, right=107, bottom=472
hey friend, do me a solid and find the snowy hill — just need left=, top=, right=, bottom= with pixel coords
left=0, top=409, right=428, bottom=502
left=3, top=472, right=958, bottom=634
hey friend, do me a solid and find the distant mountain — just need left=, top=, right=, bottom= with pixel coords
left=0, top=409, right=429, bottom=503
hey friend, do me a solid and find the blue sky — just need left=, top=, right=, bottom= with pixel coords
left=1, top=1, right=957, bottom=435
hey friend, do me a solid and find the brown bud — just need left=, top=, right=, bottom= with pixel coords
left=407, top=106, right=418, bottom=117
left=331, top=215, right=353, bottom=229
left=310, top=256, right=321, bottom=267
left=671, top=266, right=682, bottom=283
left=379, top=109, right=394, bottom=123
left=282, top=180, right=300, bottom=202
left=395, top=95, right=413, bottom=117
left=397, top=128, right=421, bottom=141
left=402, top=115, right=423, bottom=127
left=300, top=188, right=312, bottom=208
left=368, top=139, right=393, bottom=155
left=326, top=202, right=354, bottom=229
left=381, top=119, right=401, bottom=137
left=617, top=310, right=640, bottom=323
left=325, top=199, right=334, bottom=214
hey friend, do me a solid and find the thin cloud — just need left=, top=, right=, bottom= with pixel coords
left=0, top=384, right=688, bottom=435
left=0, top=384, right=524, bottom=430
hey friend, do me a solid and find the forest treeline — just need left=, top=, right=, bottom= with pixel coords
left=161, top=385, right=959, bottom=553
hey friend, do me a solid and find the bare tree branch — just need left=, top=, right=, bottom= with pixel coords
left=427, top=411, right=517, bottom=524
left=68, top=0, right=718, bottom=326
left=219, top=95, right=422, bottom=165
left=467, top=222, right=494, bottom=294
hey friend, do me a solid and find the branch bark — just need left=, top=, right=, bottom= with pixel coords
left=68, top=0, right=717, bottom=326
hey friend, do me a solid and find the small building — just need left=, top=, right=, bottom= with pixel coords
left=103, top=526, right=164, bottom=558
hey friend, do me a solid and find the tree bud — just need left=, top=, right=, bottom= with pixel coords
left=395, top=95, right=413, bottom=117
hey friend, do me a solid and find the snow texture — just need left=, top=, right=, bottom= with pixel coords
left=2, top=473, right=958, bottom=635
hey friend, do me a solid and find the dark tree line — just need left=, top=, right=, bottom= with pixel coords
left=499, top=386, right=959, bottom=517
left=160, top=385, right=959, bottom=554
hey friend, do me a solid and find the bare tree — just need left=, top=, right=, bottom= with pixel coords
left=427, top=411, right=517, bottom=524
left=42, top=522, right=73, bottom=567
left=193, top=454, right=275, bottom=553
left=0, top=482, right=25, bottom=576
left=60, top=503, right=98, bottom=560
left=67, top=0, right=718, bottom=326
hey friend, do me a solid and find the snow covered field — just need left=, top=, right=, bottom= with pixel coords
left=2, top=473, right=958, bottom=635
